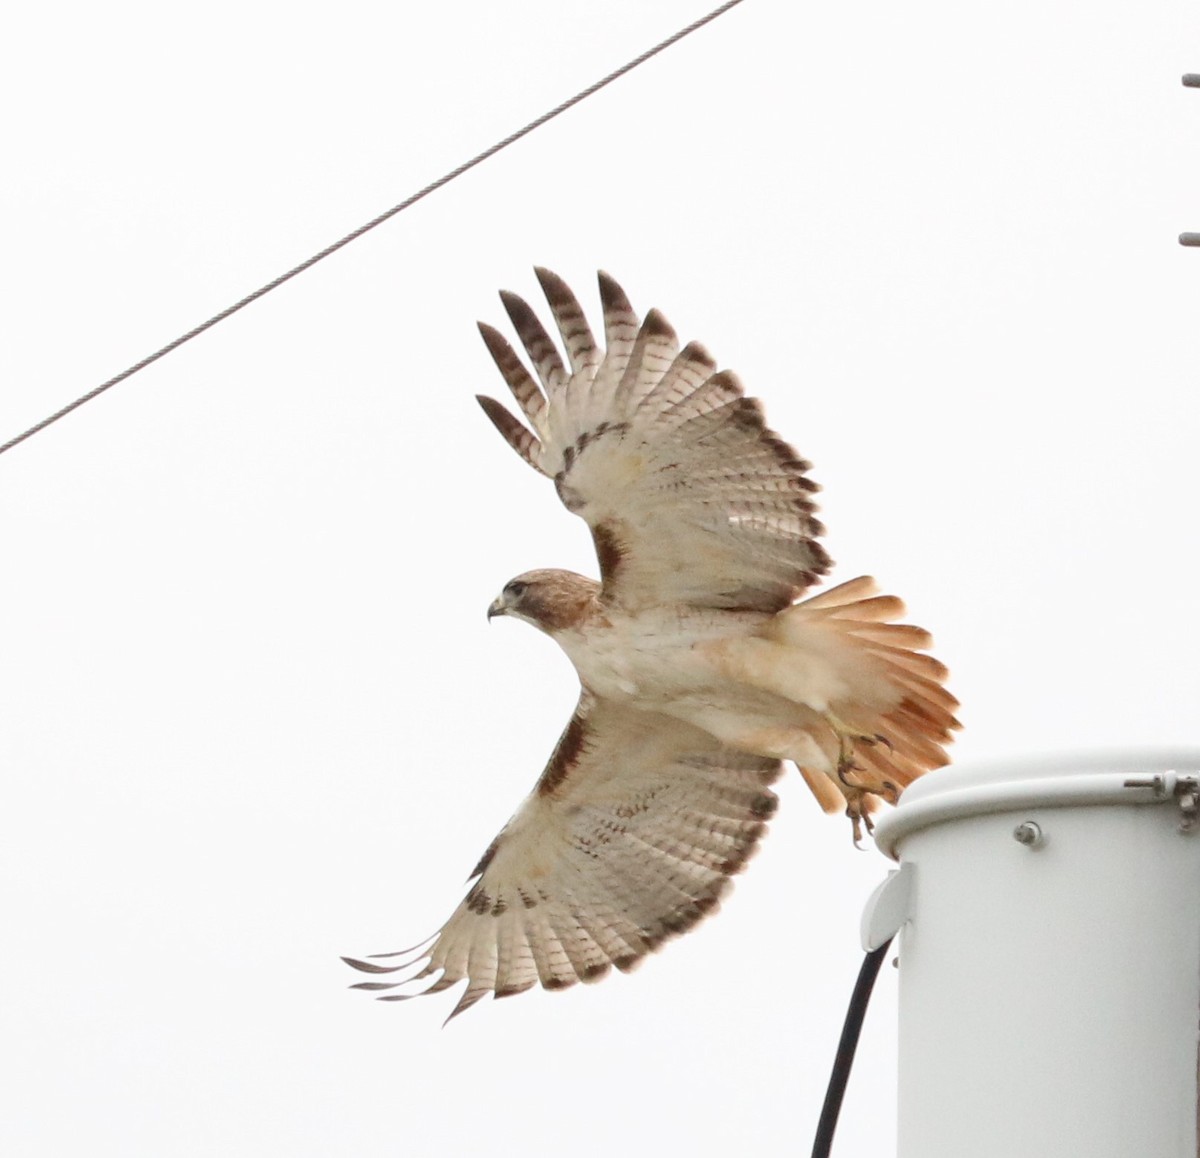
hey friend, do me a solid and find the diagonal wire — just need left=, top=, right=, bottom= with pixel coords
left=0, top=0, right=747, bottom=460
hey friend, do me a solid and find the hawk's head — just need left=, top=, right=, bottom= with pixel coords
left=487, top=569, right=599, bottom=634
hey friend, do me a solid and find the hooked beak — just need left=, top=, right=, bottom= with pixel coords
left=487, top=595, right=507, bottom=622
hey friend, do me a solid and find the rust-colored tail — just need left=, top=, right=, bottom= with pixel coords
left=768, top=576, right=961, bottom=813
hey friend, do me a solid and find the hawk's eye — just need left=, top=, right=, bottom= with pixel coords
left=506, top=580, right=528, bottom=599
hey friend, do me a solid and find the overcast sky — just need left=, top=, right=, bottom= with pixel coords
left=2, top=1, right=1198, bottom=1154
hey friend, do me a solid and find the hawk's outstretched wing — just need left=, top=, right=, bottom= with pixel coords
left=476, top=269, right=830, bottom=613
left=343, top=697, right=782, bottom=1021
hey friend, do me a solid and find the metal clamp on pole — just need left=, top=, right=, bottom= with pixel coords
left=1122, top=772, right=1200, bottom=830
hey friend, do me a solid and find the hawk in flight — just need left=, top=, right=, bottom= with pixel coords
left=345, top=270, right=958, bottom=1019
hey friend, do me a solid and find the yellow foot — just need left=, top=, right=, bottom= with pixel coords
left=825, top=714, right=888, bottom=784
left=845, top=789, right=875, bottom=847
left=824, top=713, right=900, bottom=843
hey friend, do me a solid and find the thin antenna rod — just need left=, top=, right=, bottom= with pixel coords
left=1181, top=75, right=1199, bottom=245
left=0, top=0, right=747, bottom=459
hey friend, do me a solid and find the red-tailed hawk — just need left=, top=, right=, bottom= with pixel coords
left=345, top=270, right=958, bottom=1019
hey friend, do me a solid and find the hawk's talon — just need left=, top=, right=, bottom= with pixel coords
left=847, top=799, right=875, bottom=847
left=837, top=758, right=866, bottom=788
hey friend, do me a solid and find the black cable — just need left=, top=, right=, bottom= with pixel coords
left=810, top=937, right=895, bottom=1158
left=0, top=0, right=747, bottom=460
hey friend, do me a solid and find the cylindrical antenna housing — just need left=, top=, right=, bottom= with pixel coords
left=867, top=750, right=1200, bottom=1158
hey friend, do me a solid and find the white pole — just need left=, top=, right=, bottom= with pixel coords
left=867, top=750, right=1200, bottom=1158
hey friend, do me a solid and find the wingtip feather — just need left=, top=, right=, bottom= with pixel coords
left=476, top=394, right=544, bottom=472
left=597, top=269, right=631, bottom=313
left=342, top=955, right=407, bottom=975
left=533, top=265, right=566, bottom=298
